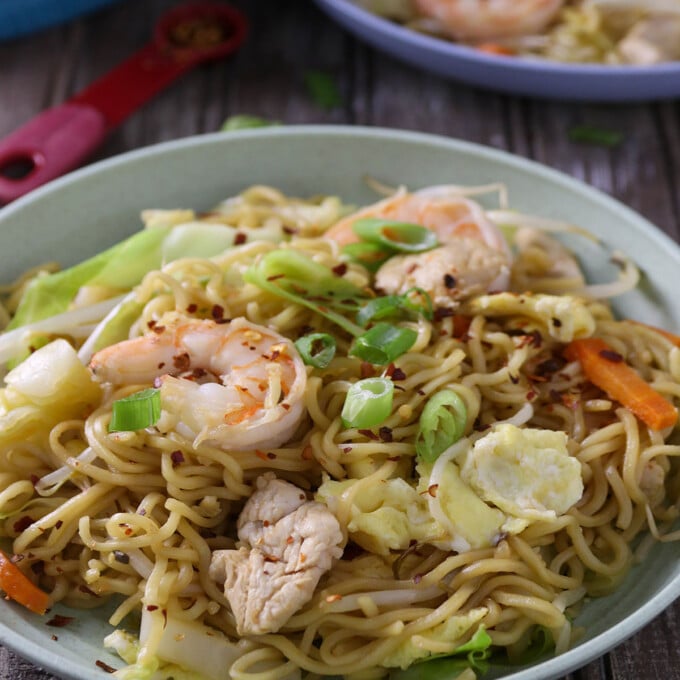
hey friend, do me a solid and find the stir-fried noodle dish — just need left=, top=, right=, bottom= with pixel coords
left=358, top=0, right=680, bottom=65
left=1, top=182, right=680, bottom=680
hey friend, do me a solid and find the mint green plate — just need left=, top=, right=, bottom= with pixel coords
left=1, top=126, right=679, bottom=680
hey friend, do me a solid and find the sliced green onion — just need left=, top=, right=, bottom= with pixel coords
left=341, top=378, right=394, bottom=428
left=243, top=250, right=367, bottom=337
left=349, top=322, right=417, bottom=365
left=415, top=389, right=467, bottom=462
left=400, top=287, right=433, bottom=321
left=341, top=242, right=392, bottom=273
left=305, top=70, right=343, bottom=110
left=109, top=388, right=161, bottom=433
left=356, top=295, right=404, bottom=327
left=356, top=287, right=434, bottom=327
left=352, top=218, right=439, bottom=253
left=568, top=125, right=623, bottom=148
left=295, top=333, right=336, bottom=369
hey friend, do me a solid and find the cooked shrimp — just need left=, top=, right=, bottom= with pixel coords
left=326, top=187, right=510, bottom=257
left=326, top=187, right=512, bottom=303
left=90, top=317, right=307, bottom=451
left=413, top=0, right=566, bottom=41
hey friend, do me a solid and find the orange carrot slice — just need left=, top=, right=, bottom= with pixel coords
left=0, top=550, right=50, bottom=615
left=476, top=42, right=515, bottom=56
left=564, top=337, right=678, bottom=431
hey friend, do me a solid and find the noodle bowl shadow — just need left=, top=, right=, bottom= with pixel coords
left=1, top=126, right=679, bottom=680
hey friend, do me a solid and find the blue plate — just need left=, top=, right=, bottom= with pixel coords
left=314, top=0, right=680, bottom=101
left=0, top=0, right=123, bottom=42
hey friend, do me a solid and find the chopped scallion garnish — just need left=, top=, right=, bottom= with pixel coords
left=295, top=333, right=336, bottom=369
left=568, top=125, right=623, bottom=148
left=415, top=389, right=467, bottom=462
left=352, top=218, right=439, bottom=253
left=109, top=388, right=161, bottom=433
left=341, top=241, right=392, bottom=273
left=356, top=287, right=433, bottom=327
left=349, top=322, right=417, bottom=365
left=341, top=377, right=394, bottom=428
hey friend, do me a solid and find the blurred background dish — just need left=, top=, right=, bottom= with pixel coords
left=314, top=0, right=680, bottom=100
left=0, top=0, right=124, bottom=42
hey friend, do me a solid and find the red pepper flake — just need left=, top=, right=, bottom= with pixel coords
left=233, top=232, right=247, bottom=246
left=391, top=367, right=406, bottom=381
left=30, top=474, right=39, bottom=487
left=509, top=374, right=519, bottom=385
left=95, top=660, right=117, bottom=673
left=599, top=349, right=624, bottom=363
left=211, top=304, right=225, bottom=321
left=51, top=635, right=58, bottom=641
left=427, top=484, right=439, bottom=498
left=360, top=362, right=376, bottom=379
left=255, top=450, right=269, bottom=461
left=358, top=428, right=379, bottom=440
left=535, top=357, right=567, bottom=376
left=151, top=325, right=165, bottom=335
left=147, top=319, right=157, bottom=329
left=379, top=426, right=393, bottom=442
left=342, top=446, right=352, bottom=454
left=186, top=303, right=198, bottom=314
left=325, top=594, right=342, bottom=603
left=13, top=516, right=33, bottom=533
left=301, top=446, right=314, bottom=461
left=171, top=450, right=185, bottom=467
left=280, top=402, right=290, bottom=411
left=282, top=225, right=298, bottom=235
left=157, top=362, right=166, bottom=370
left=413, top=573, right=423, bottom=585
left=146, top=605, right=159, bottom=611
left=434, top=307, right=455, bottom=322
left=46, top=614, right=75, bottom=627
left=55, top=520, right=63, bottom=530
left=332, top=263, right=348, bottom=276
left=300, top=553, right=307, bottom=563
left=124, top=528, right=133, bottom=536
left=526, top=390, right=537, bottom=401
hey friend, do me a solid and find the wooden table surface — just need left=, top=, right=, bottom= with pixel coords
left=1, top=0, right=680, bottom=678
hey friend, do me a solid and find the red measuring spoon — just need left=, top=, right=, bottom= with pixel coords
left=0, top=1, right=248, bottom=204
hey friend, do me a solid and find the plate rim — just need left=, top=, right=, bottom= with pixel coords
left=1, top=124, right=680, bottom=680
left=315, top=0, right=680, bottom=76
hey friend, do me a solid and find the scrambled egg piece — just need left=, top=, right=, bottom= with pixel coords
left=460, top=424, right=583, bottom=521
left=416, top=459, right=517, bottom=553
left=318, top=426, right=583, bottom=556
left=317, top=476, right=439, bottom=555
left=469, top=292, right=595, bottom=342
left=381, top=607, right=488, bottom=669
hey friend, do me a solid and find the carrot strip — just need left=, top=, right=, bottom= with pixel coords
left=629, top=321, right=680, bottom=348
left=564, top=337, right=678, bottom=431
left=476, top=42, right=516, bottom=56
left=0, top=550, right=50, bottom=615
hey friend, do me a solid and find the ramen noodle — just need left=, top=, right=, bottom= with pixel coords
left=0, top=184, right=679, bottom=680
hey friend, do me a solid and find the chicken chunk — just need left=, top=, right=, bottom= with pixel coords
left=209, top=473, right=344, bottom=635
left=375, top=237, right=510, bottom=308
left=619, top=15, right=680, bottom=65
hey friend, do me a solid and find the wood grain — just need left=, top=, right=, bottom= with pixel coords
left=0, top=0, right=679, bottom=678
